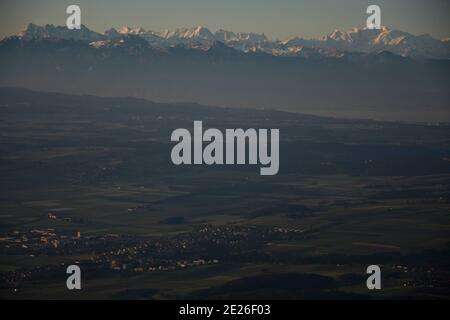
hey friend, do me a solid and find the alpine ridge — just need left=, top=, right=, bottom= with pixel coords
left=12, top=23, right=450, bottom=59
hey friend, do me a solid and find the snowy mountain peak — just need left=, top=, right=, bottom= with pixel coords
left=10, top=23, right=450, bottom=59
left=185, top=25, right=214, bottom=39
left=119, top=26, right=147, bottom=35
left=328, top=29, right=352, bottom=41
left=214, top=30, right=268, bottom=43
left=282, top=26, right=449, bottom=59
left=19, top=23, right=103, bottom=41
left=161, top=25, right=214, bottom=40
left=215, top=29, right=238, bottom=42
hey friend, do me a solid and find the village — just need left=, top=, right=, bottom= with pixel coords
left=0, top=223, right=307, bottom=288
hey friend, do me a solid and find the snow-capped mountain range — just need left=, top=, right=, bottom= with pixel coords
left=13, top=23, right=450, bottom=59
left=2, top=23, right=450, bottom=123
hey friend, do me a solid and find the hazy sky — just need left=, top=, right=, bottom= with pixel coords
left=0, top=0, right=449, bottom=40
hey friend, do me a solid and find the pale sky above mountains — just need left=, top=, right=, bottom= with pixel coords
left=0, top=0, right=449, bottom=40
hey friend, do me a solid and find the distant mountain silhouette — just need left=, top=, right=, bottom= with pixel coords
left=0, top=24, right=449, bottom=122
left=13, top=23, right=450, bottom=59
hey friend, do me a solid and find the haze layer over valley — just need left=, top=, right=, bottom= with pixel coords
left=1, top=23, right=449, bottom=122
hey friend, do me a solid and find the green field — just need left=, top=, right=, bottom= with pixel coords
left=1, top=89, right=449, bottom=299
